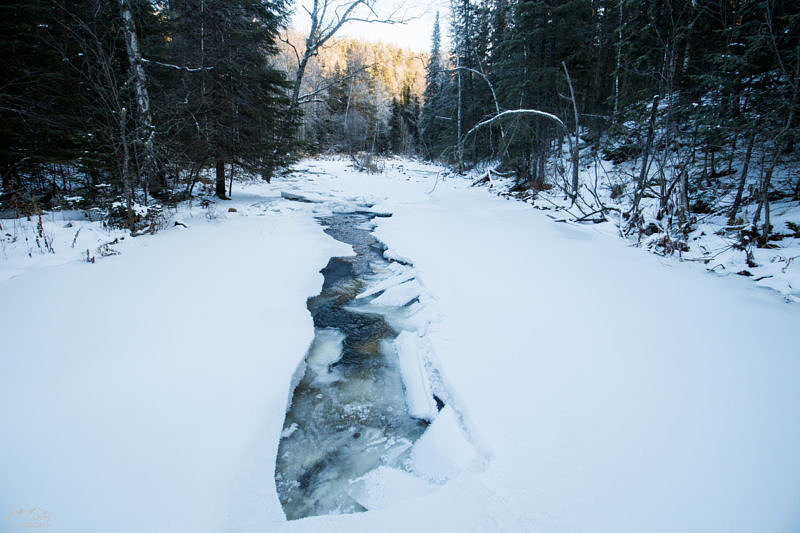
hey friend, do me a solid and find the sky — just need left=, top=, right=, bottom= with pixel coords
left=288, top=0, right=449, bottom=53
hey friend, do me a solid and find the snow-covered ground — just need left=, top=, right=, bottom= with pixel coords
left=474, top=145, right=800, bottom=303
left=2, top=157, right=799, bottom=532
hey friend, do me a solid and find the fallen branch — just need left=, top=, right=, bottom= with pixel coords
left=573, top=209, right=607, bottom=223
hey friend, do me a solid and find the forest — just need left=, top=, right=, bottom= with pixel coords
left=1, top=0, right=799, bottom=245
left=420, top=0, right=799, bottom=252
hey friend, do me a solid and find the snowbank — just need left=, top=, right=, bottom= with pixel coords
left=372, top=165, right=800, bottom=532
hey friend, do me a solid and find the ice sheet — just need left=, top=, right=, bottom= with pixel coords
left=394, top=331, right=438, bottom=422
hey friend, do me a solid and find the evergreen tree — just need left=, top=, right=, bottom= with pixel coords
left=165, top=0, right=291, bottom=197
left=421, top=12, right=454, bottom=160
left=388, top=98, right=403, bottom=153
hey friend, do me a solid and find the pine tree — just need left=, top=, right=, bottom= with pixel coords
left=421, top=12, right=454, bottom=160
left=165, top=0, right=291, bottom=197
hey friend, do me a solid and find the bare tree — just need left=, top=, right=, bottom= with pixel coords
left=283, top=0, right=413, bottom=112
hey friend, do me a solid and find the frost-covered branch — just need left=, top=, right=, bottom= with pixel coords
left=140, top=58, right=213, bottom=72
left=464, top=109, right=568, bottom=139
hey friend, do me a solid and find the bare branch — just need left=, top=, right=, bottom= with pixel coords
left=141, top=58, right=212, bottom=72
left=278, top=32, right=301, bottom=67
left=297, top=64, right=372, bottom=103
left=440, top=66, right=501, bottom=119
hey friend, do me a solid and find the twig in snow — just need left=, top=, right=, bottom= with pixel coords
left=428, top=170, right=444, bottom=195
left=71, top=227, right=82, bottom=248
left=573, top=209, right=607, bottom=223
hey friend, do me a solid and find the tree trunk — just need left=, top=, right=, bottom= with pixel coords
left=1, top=163, right=11, bottom=192
left=762, top=170, right=771, bottom=245
left=677, top=168, right=689, bottom=229
left=456, top=55, right=463, bottom=172
left=118, top=0, right=159, bottom=197
left=119, top=107, right=134, bottom=230
left=613, top=0, right=623, bottom=121
left=215, top=158, right=226, bottom=199
left=729, top=125, right=756, bottom=224
left=562, top=62, right=580, bottom=201
left=290, top=53, right=312, bottom=111
left=630, top=96, right=659, bottom=225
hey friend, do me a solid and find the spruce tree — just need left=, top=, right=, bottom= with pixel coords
left=421, top=12, right=453, bottom=160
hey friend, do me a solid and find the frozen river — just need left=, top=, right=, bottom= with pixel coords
left=275, top=212, right=432, bottom=520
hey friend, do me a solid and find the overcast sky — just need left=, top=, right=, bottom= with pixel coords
left=288, top=0, right=450, bottom=53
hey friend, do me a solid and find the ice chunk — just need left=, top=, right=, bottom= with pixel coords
left=281, top=423, right=298, bottom=438
left=386, top=262, right=408, bottom=275
left=394, top=331, right=437, bottom=421
left=383, top=248, right=413, bottom=265
left=356, top=269, right=415, bottom=299
left=371, top=279, right=422, bottom=307
left=348, top=466, right=436, bottom=510
left=409, top=405, right=481, bottom=483
left=306, top=328, right=345, bottom=384
left=280, top=191, right=324, bottom=203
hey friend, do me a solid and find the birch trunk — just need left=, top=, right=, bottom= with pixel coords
left=562, top=62, right=580, bottom=201
left=118, top=0, right=159, bottom=196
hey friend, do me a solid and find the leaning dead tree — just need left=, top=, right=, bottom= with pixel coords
left=441, top=65, right=503, bottom=137
left=463, top=108, right=578, bottom=198
left=562, top=61, right=580, bottom=201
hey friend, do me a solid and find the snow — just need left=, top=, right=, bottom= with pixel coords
left=2, top=156, right=799, bottom=532
left=283, top=158, right=800, bottom=532
left=393, top=331, right=437, bottom=421
left=0, top=211, right=128, bottom=282
left=408, top=405, right=481, bottom=483
left=509, top=141, right=800, bottom=304
left=347, top=466, right=437, bottom=511
left=0, top=189, right=350, bottom=532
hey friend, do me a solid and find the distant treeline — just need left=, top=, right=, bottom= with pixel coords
left=276, top=30, right=426, bottom=156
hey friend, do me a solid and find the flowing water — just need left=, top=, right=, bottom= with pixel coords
left=275, top=212, right=430, bottom=520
